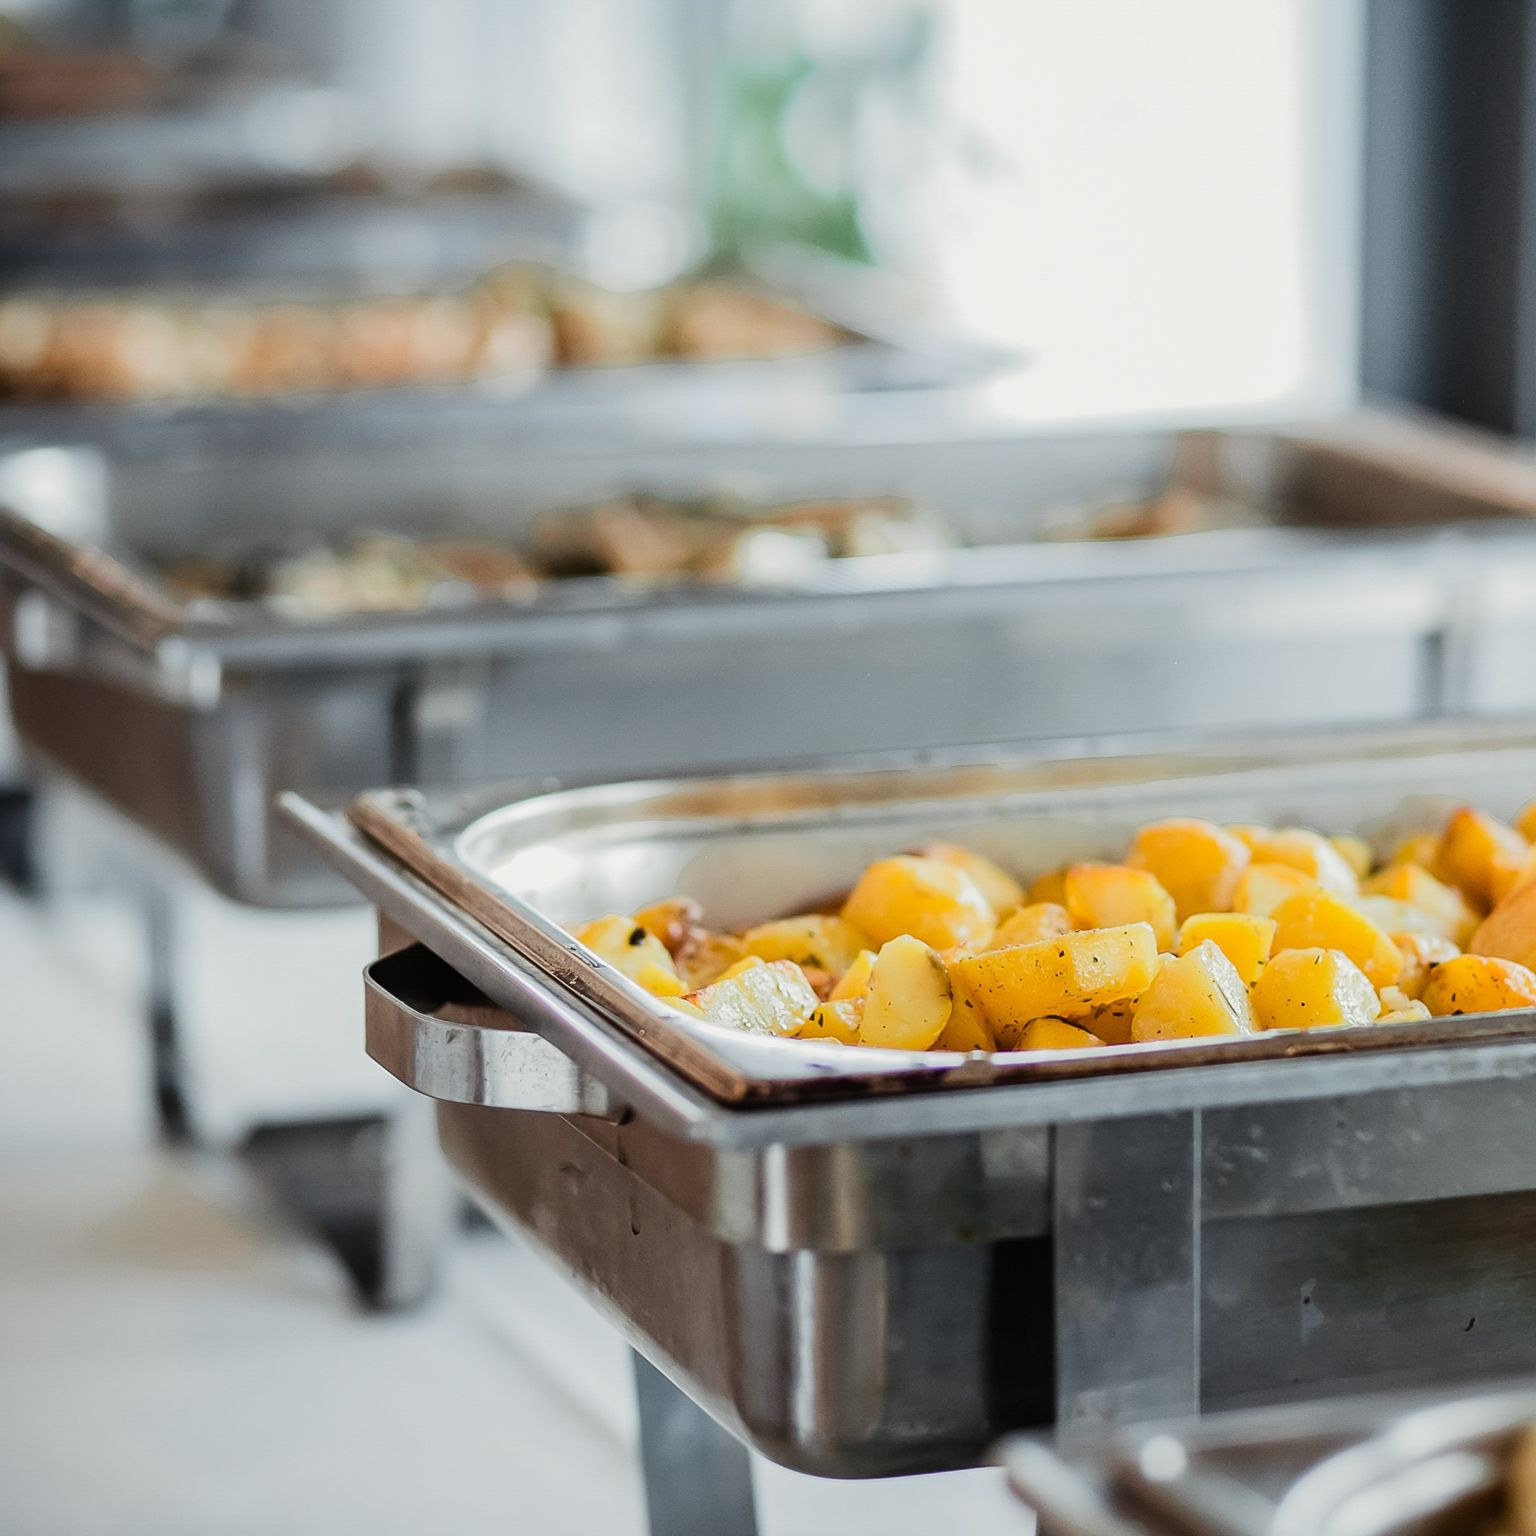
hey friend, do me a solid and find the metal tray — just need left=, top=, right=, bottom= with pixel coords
left=282, top=725, right=1536, bottom=1476
left=4, top=409, right=1532, bottom=905
left=1001, top=1383, right=1536, bottom=1534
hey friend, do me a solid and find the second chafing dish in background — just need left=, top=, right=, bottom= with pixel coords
left=5, top=408, right=1536, bottom=904
left=285, top=724, right=1536, bottom=1478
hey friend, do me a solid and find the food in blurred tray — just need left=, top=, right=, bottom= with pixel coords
left=0, top=266, right=850, bottom=402
left=569, top=800, right=1536, bottom=1054
left=157, top=493, right=955, bottom=614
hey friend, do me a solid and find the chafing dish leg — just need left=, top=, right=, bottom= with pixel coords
left=143, top=882, right=191, bottom=1144
left=369, top=1096, right=455, bottom=1312
left=1053, top=1111, right=1202, bottom=1444
left=632, top=1352, right=759, bottom=1536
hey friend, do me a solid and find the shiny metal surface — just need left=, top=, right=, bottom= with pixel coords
left=289, top=727, right=1536, bottom=1475
left=1002, top=1384, right=1536, bottom=1535
left=5, top=410, right=1532, bottom=904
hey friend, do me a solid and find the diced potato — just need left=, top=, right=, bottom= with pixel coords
left=914, top=842, right=1025, bottom=915
left=573, top=913, right=687, bottom=997
left=1012, top=1017, right=1106, bottom=1052
left=1231, top=862, right=1316, bottom=919
left=990, top=901, right=1072, bottom=950
left=1130, top=940, right=1256, bottom=1041
left=686, top=959, right=819, bottom=1035
left=1331, top=834, right=1374, bottom=881
left=1391, top=930, right=1461, bottom=999
left=861, top=935, right=953, bottom=1051
left=1387, top=833, right=1442, bottom=870
left=1177, top=912, right=1276, bottom=986
left=1250, top=948, right=1381, bottom=1031
left=1379, top=1000, right=1432, bottom=1024
left=949, top=923, right=1159, bottom=1035
left=1065, top=863, right=1177, bottom=949
left=675, top=932, right=750, bottom=990
left=1242, top=828, right=1359, bottom=895
left=1027, top=868, right=1068, bottom=905
left=934, top=1004, right=995, bottom=1053
left=741, top=914, right=872, bottom=978
left=1127, top=819, right=1250, bottom=920
left=631, top=896, right=704, bottom=956
left=1361, top=863, right=1477, bottom=944
left=797, top=997, right=863, bottom=1044
left=1422, top=953, right=1536, bottom=1016
left=1270, top=888, right=1404, bottom=989
left=1437, top=806, right=1528, bottom=909
left=1080, top=997, right=1138, bottom=1046
left=716, top=955, right=767, bottom=982
left=1225, top=823, right=1270, bottom=851
left=1516, top=800, right=1536, bottom=844
left=842, top=855, right=996, bottom=951
left=829, top=948, right=876, bottom=1002
left=1471, top=878, right=1536, bottom=971
left=669, top=997, right=706, bottom=1019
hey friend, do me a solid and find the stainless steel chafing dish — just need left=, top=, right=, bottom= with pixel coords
left=7, top=409, right=1536, bottom=906
left=286, top=722, right=1536, bottom=1485
left=1002, top=1382, right=1536, bottom=1534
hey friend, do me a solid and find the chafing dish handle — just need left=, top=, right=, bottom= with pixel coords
left=0, top=506, right=184, bottom=653
left=363, top=944, right=623, bottom=1120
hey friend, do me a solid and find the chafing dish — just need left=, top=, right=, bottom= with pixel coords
left=286, top=723, right=1536, bottom=1480
left=5, top=410, right=1533, bottom=906
left=1002, top=1382, right=1536, bottom=1534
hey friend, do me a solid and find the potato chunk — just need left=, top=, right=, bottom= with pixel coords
left=1027, top=868, right=1068, bottom=905
left=1131, top=941, right=1255, bottom=1041
left=1127, top=818, right=1250, bottom=920
left=1470, top=879, right=1536, bottom=971
left=949, top=923, right=1159, bottom=1035
left=913, top=842, right=1024, bottom=915
left=631, top=896, right=705, bottom=956
left=861, top=935, right=953, bottom=1050
left=1065, top=863, right=1177, bottom=949
left=1231, top=862, right=1316, bottom=918
left=686, top=959, right=819, bottom=1035
left=1014, top=1017, right=1105, bottom=1052
left=1379, top=1000, right=1432, bottom=1024
left=841, top=855, right=996, bottom=951
left=934, top=1004, right=995, bottom=1053
left=991, top=901, right=1072, bottom=950
left=1361, top=863, right=1477, bottom=944
left=1391, top=930, right=1461, bottom=999
left=1421, top=954, right=1536, bottom=1017
left=1437, top=805, right=1528, bottom=908
left=1250, top=948, right=1381, bottom=1031
left=1177, top=912, right=1276, bottom=986
left=797, top=998, right=863, bottom=1044
left=829, top=948, right=876, bottom=1001
left=1242, top=828, right=1359, bottom=895
left=1270, top=888, right=1404, bottom=989
left=675, top=932, right=750, bottom=990
left=741, top=914, right=871, bottom=978
left=1331, top=834, right=1374, bottom=881
left=1080, top=997, right=1138, bottom=1045
left=574, top=914, right=687, bottom=997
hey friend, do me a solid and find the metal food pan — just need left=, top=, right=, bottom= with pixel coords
left=282, top=725, right=1536, bottom=1476
left=0, top=410, right=1521, bottom=906
left=1001, top=1382, right=1536, bottom=1535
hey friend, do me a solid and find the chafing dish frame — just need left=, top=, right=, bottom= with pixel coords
left=283, top=724, right=1536, bottom=1482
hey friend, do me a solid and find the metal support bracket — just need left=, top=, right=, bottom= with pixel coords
left=1053, top=1110, right=1202, bottom=1444
left=632, top=1352, right=760, bottom=1536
